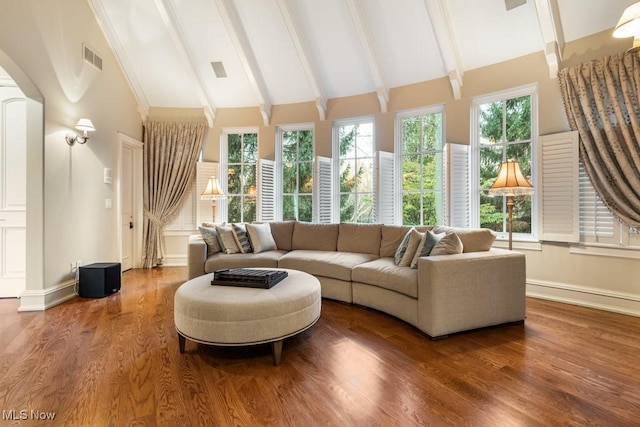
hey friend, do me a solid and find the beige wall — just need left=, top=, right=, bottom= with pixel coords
left=0, top=0, right=141, bottom=307
left=197, top=29, right=640, bottom=316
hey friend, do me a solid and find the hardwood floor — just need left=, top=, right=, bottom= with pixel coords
left=1, top=267, right=639, bottom=426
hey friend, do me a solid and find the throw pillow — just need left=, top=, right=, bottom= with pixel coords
left=393, top=228, right=415, bottom=265
left=430, top=232, right=464, bottom=256
left=246, top=223, right=277, bottom=253
left=198, top=226, right=222, bottom=256
left=215, top=224, right=240, bottom=254
left=232, top=223, right=253, bottom=254
left=410, top=230, right=446, bottom=269
left=398, top=229, right=424, bottom=267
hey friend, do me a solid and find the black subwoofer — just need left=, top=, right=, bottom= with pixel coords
left=79, top=262, right=121, bottom=298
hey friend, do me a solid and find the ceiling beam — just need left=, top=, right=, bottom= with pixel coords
left=276, top=0, right=326, bottom=121
left=345, top=0, right=388, bottom=113
left=153, top=0, right=217, bottom=127
left=215, top=0, right=272, bottom=126
left=88, top=0, right=149, bottom=121
left=424, top=0, right=464, bottom=100
left=533, top=0, right=563, bottom=78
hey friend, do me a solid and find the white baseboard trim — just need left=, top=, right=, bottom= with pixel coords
left=18, top=279, right=77, bottom=311
left=527, top=279, right=640, bottom=318
left=161, top=254, right=187, bottom=267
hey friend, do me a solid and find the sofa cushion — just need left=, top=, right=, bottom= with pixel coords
left=393, top=228, right=414, bottom=265
left=246, top=223, right=277, bottom=253
left=352, top=257, right=418, bottom=298
left=216, top=224, right=240, bottom=254
left=432, top=225, right=496, bottom=253
left=411, top=230, right=445, bottom=268
left=337, top=223, right=382, bottom=255
left=266, top=221, right=295, bottom=251
left=381, top=225, right=432, bottom=257
left=292, top=222, right=339, bottom=251
left=430, top=232, right=464, bottom=256
left=198, top=226, right=222, bottom=256
left=232, top=223, right=253, bottom=253
left=398, top=229, right=424, bottom=267
left=278, top=250, right=377, bottom=282
left=204, top=250, right=286, bottom=274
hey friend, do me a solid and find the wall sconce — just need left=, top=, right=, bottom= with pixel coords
left=66, top=118, right=95, bottom=145
left=613, top=2, right=640, bottom=53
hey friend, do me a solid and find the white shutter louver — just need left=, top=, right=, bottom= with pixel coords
left=579, top=163, right=614, bottom=238
left=539, top=131, right=579, bottom=243
left=446, top=143, right=470, bottom=227
left=315, top=156, right=332, bottom=223
left=258, top=159, right=276, bottom=221
left=376, top=151, right=394, bottom=224
left=197, top=161, right=219, bottom=225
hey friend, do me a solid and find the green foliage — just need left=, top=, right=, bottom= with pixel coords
left=227, top=133, right=257, bottom=223
left=339, top=123, right=374, bottom=223
left=282, top=130, right=313, bottom=221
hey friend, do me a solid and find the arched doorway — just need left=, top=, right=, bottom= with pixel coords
left=0, top=50, right=45, bottom=307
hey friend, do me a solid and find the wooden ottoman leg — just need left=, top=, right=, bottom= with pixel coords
left=178, top=332, right=186, bottom=353
left=271, top=340, right=283, bottom=366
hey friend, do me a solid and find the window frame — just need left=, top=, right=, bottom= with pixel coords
left=275, top=123, right=315, bottom=222
left=470, top=83, right=539, bottom=243
left=332, top=116, right=376, bottom=224
left=394, top=105, right=446, bottom=226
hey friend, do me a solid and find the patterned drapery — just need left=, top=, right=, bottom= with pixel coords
left=142, top=121, right=207, bottom=268
left=559, top=52, right=640, bottom=228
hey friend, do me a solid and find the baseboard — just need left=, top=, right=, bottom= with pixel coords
left=161, top=254, right=187, bottom=267
left=527, top=279, right=640, bottom=317
left=18, top=279, right=77, bottom=311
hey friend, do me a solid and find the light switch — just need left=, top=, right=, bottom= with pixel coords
left=105, top=198, right=112, bottom=209
left=104, top=168, right=113, bottom=184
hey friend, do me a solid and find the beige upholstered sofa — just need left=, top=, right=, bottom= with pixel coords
left=187, top=221, right=526, bottom=339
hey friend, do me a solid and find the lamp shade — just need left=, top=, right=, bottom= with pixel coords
left=614, top=2, right=640, bottom=38
left=201, top=177, right=224, bottom=200
left=488, top=160, right=534, bottom=197
left=75, top=118, right=95, bottom=133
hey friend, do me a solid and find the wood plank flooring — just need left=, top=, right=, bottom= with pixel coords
left=1, top=267, right=639, bottom=426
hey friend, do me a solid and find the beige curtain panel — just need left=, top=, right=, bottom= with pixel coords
left=142, top=121, right=207, bottom=268
left=559, top=52, right=640, bottom=228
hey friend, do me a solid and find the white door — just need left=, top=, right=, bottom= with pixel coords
left=0, top=86, right=26, bottom=297
left=121, top=144, right=134, bottom=271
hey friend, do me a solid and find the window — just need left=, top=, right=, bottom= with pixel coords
left=396, top=107, right=444, bottom=225
left=225, top=131, right=257, bottom=223
left=334, top=119, right=375, bottom=223
left=277, top=126, right=314, bottom=222
left=472, top=85, right=537, bottom=239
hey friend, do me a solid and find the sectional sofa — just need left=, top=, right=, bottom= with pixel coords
left=187, top=221, right=526, bottom=339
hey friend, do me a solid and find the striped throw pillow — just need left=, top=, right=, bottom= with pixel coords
left=232, top=223, right=253, bottom=254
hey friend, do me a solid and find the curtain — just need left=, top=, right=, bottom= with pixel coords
left=558, top=52, right=640, bottom=228
left=142, top=121, right=207, bottom=268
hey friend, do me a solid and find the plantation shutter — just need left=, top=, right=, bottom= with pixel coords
left=376, top=151, right=394, bottom=224
left=196, top=161, right=219, bottom=225
left=258, top=159, right=276, bottom=221
left=579, top=162, right=614, bottom=238
left=315, top=156, right=332, bottom=223
left=539, top=131, right=579, bottom=243
left=446, top=143, right=470, bottom=227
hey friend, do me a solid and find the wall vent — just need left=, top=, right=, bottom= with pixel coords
left=505, top=0, right=526, bottom=11
left=211, top=61, right=227, bottom=78
left=83, top=44, right=103, bottom=71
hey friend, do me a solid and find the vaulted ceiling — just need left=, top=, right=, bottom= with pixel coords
left=88, top=0, right=631, bottom=125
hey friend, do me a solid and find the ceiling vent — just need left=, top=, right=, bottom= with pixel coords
left=505, top=0, right=526, bottom=11
left=83, top=44, right=103, bottom=71
left=211, top=61, right=227, bottom=78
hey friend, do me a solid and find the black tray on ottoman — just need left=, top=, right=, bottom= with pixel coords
left=211, top=268, right=289, bottom=289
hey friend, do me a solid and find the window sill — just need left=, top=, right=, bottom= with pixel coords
left=569, top=243, right=640, bottom=259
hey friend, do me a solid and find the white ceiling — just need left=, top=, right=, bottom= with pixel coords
left=88, top=0, right=632, bottom=124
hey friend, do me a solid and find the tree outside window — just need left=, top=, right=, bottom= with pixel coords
left=400, top=111, right=444, bottom=226
left=478, top=95, right=532, bottom=233
left=227, top=132, right=257, bottom=223
left=281, top=129, right=313, bottom=222
left=337, top=121, right=374, bottom=223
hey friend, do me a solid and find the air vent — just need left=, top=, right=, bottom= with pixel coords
left=211, top=61, right=227, bottom=78
left=83, top=44, right=103, bottom=71
left=505, top=0, right=526, bottom=11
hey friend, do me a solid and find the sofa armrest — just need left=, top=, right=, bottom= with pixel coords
left=188, top=235, right=207, bottom=280
left=417, top=248, right=526, bottom=338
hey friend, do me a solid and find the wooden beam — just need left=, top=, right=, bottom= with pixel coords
left=534, top=0, right=564, bottom=78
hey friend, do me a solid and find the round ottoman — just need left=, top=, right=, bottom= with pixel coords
left=174, top=268, right=321, bottom=365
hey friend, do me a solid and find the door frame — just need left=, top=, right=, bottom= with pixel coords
left=116, top=132, right=143, bottom=270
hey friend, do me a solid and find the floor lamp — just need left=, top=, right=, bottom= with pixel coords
left=489, top=160, right=534, bottom=250
left=201, top=176, right=225, bottom=222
